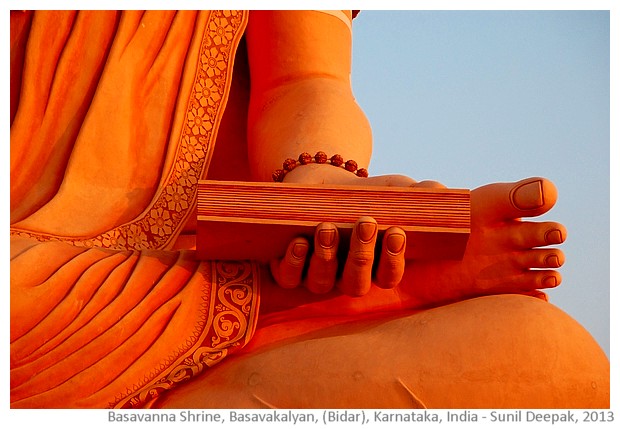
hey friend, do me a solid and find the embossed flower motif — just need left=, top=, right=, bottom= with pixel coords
left=80, top=239, right=96, bottom=248
left=127, top=224, right=149, bottom=250
left=222, top=10, right=240, bottom=21
left=175, top=160, right=198, bottom=188
left=102, top=229, right=127, bottom=249
left=187, top=106, right=213, bottom=136
left=195, top=78, right=221, bottom=108
left=201, top=47, right=227, bottom=78
left=209, top=17, right=233, bottom=45
left=149, top=207, right=173, bottom=237
left=183, top=136, right=205, bottom=163
left=166, top=184, right=189, bottom=213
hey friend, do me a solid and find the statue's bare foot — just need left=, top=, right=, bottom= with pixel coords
left=399, top=177, right=566, bottom=309
left=261, top=177, right=566, bottom=322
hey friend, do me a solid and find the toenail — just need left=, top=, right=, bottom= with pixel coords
left=511, top=180, right=544, bottom=210
left=545, top=229, right=563, bottom=245
left=318, top=229, right=336, bottom=248
left=292, top=243, right=308, bottom=259
left=545, top=254, right=560, bottom=268
left=357, top=222, right=377, bottom=243
left=386, top=232, right=406, bottom=255
left=543, top=276, right=558, bottom=287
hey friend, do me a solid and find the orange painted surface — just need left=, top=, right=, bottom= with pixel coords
left=10, top=10, right=608, bottom=408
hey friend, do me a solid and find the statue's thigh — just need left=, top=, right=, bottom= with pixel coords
left=156, top=294, right=609, bottom=409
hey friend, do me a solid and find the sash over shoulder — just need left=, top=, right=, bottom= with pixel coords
left=11, top=10, right=248, bottom=251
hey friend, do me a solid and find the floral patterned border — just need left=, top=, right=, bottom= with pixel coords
left=10, top=10, right=248, bottom=251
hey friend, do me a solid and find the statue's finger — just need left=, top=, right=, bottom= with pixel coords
left=375, top=227, right=406, bottom=289
left=339, top=217, right=377, bottom=296
left=270, top=237, right=309, bottom=288
left=306, top=223, right=339, bottom=294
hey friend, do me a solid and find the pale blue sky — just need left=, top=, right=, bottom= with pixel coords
left=351, top=10, right=610, bottom=356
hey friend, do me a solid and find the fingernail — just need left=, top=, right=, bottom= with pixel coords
left=318, top=229, right=336, bottom=248
left=543, top=276, right=558, bottom=287
left=292, top=243, right=308, bottom=259
left=357, top=222, right=377, bottom=243
left=512, top=180, right=544, bottom=210
left=386, top=233, right=406, bottom=255
left=545, top=254, right=560, bottom=268
left=545, top=229, right=563, bottom=245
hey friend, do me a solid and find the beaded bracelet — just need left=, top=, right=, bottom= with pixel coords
left=272, top=151, right=369, bottom=182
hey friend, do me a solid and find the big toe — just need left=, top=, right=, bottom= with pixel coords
left=473, top=177, right=558, bottom=221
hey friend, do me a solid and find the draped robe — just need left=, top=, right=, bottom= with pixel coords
left=10, top=10, right=261, bottom=408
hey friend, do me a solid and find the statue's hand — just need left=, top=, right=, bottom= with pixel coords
left=268, top=164, right=441, bottom=296
left=270, top=217, right=407, bottom=296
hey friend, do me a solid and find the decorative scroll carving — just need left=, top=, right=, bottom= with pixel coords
left=112, top=260, right=258, bottom=409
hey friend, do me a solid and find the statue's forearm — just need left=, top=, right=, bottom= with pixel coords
left=245, top=10, right=372, bottom=182
left=247, top=79, right=372, bottom=181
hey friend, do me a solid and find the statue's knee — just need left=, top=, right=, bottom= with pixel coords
left=461, top=294, right=609, bottom=407
left=463, top=294, right=606, bottom=358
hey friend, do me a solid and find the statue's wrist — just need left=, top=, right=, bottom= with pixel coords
left=281, top=163, right=363, bottom=185
left=272, top=151, right=368, bottom=182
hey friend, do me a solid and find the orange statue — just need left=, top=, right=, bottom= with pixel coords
left=10, top=10, right=609, bottom=409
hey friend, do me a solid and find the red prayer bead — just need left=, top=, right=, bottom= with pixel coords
left=283, top=158, right=298, bottom=171
left=298, top=152, right=313, bottom=165
left=314, top=151, right=328, bottom=164
left=344, top=159, right=358, bottom=172
left=330, top=154, right=344, bottom=167
left=272, top=169, right=286, bottom=182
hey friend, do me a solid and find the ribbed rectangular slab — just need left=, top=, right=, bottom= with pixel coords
left=196, top=180, right=470, bottom=261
